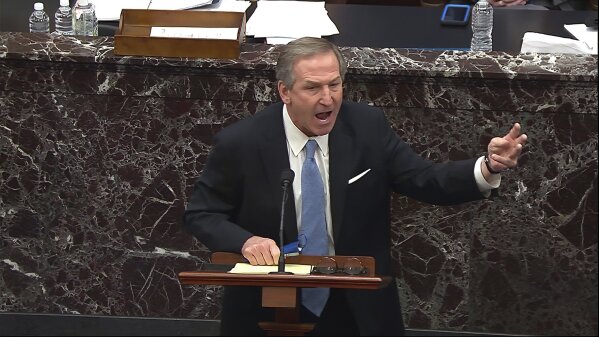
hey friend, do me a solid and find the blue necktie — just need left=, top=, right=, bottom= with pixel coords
left=299, top=139, right=329, bottom=317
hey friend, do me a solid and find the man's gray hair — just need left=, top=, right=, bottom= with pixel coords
left=275, top=37, right=347, bottom=88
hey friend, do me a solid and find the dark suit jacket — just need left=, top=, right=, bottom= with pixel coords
left=184, top=101, right=485, bottom=335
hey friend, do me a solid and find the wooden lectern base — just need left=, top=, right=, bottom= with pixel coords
left=260, top=287, right=314, bottom=336
left=258, top=321, right=315, bottom=336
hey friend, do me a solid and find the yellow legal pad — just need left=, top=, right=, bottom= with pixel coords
left=228, top=263, right=312, bottom=275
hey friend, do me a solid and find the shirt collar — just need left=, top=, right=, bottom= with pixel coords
left=283, top=104, right=329, bottom=158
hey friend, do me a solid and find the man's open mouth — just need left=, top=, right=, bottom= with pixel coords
left=315, top=111, right=332, bottom=120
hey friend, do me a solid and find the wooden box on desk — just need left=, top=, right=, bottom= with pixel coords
left=114, top=9, right=245, bottom=59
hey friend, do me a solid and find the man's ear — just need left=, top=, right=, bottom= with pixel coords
left=278, top=81, right=291, bottom=105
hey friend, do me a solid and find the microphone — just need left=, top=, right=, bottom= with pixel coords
left=271, top=169, right=295, bottom=274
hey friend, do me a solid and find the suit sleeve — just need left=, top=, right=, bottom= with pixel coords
left=183, top=129, right=254, bottom=253
left=378, top=111, right=484, bottom=205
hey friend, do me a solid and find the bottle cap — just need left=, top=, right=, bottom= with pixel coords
left=60, top=0, right=70, bottom=6
left=34, top=2, right=44, bottom=10
left=79, top=0, right=89, bottom=5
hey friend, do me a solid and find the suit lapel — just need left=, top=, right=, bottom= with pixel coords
left=257, top=104, right=299, bottom=243
left=328, top=109, right=355, bottom=244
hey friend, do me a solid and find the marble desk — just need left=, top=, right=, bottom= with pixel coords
left=0, top=32, right=597, bottom=335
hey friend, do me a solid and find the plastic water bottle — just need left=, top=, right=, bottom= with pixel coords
left=72, top=0, right=98, bottom=36
left=470, top=0, right=493, bottom=52
left=29, top=3, right=50, bottom=33
left=55, top=0, right=74, bottom=35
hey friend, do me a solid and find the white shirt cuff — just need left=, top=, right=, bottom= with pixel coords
left=474, top=156, right=501, bottom=197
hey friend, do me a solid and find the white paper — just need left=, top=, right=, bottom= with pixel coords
left=521, top=32, right=595, bottom=55
left=150, top=27, right=238, bottom=39
left=95, top=0, right=150, bottom=21
left=266, top=37, right=298, bottom=45
left=148, top=0, right=214, bottom=10
left=246, top=1, right=339, bottom=44
left=564, top=24, right=597, bottom=54
left=228, top=263, right=312, bottom=275
left=190, top=0, right=251, bottom=12
left=95, top=0, right=246, bottom=21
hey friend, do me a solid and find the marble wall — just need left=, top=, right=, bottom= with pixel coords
left=1, top=32, right=597, bottom=335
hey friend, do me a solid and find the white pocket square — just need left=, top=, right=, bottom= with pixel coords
left=348, top=169, right=371, bottom=184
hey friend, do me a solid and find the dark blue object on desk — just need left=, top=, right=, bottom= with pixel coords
left=283, top=235, right=307, bottom=256
left=440, top=4, right=471, bottom=26
left=283, top=241, right=300, bottom=256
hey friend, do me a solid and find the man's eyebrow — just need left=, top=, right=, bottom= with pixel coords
left=303, top=80, right=320, bottom=86
left=303, top=77, right=342, bottom=86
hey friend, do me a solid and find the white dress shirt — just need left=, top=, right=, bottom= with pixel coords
left=282, top=105, right=335, bottom=254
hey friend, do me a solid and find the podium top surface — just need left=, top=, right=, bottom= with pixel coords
left=178, top=269, right=390, bottom=289
left=178, top=252, right=390, bottom=290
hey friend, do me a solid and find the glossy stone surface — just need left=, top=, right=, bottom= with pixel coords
left=1, top=32, right=597, bottom=335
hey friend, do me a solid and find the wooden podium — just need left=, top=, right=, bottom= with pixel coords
left=178, top=252, right=390, bottom=336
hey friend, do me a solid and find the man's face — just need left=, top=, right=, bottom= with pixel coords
left=278, top=51, right=343, bottom=137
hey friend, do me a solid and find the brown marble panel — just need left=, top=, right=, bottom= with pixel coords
left=468, top=110, right=598, bottom=335
left=345, top=76, right=598, bottom=114
left=384, top=106, right=476, bottom=331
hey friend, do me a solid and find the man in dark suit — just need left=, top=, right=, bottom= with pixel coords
left=183, top=37, right=527, bottom=336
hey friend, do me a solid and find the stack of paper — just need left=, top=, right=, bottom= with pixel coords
left=521, top=32, right=596, bottom=55
left=564, top=24, right=597, bottom=55
left=521, top=23, right=597, bottom=55
left=246, top=1, right=339, bottom=45
left=95, top=0, right=150, bottom=21
left=190, top=0, right=251, bottom=13
left=95, top=0, right=217, bottom=21
left=149, top=0, right=213, bottom=10
left=228, top=263, right=312, bottom=275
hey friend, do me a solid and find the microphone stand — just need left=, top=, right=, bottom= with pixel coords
left=271, top=170, right=294, bottom=275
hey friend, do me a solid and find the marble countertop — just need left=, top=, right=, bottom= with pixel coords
left=1, top=32, right=597, bottom=82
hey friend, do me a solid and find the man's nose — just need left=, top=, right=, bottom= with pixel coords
left=319, top=86, right=333, bottom=105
